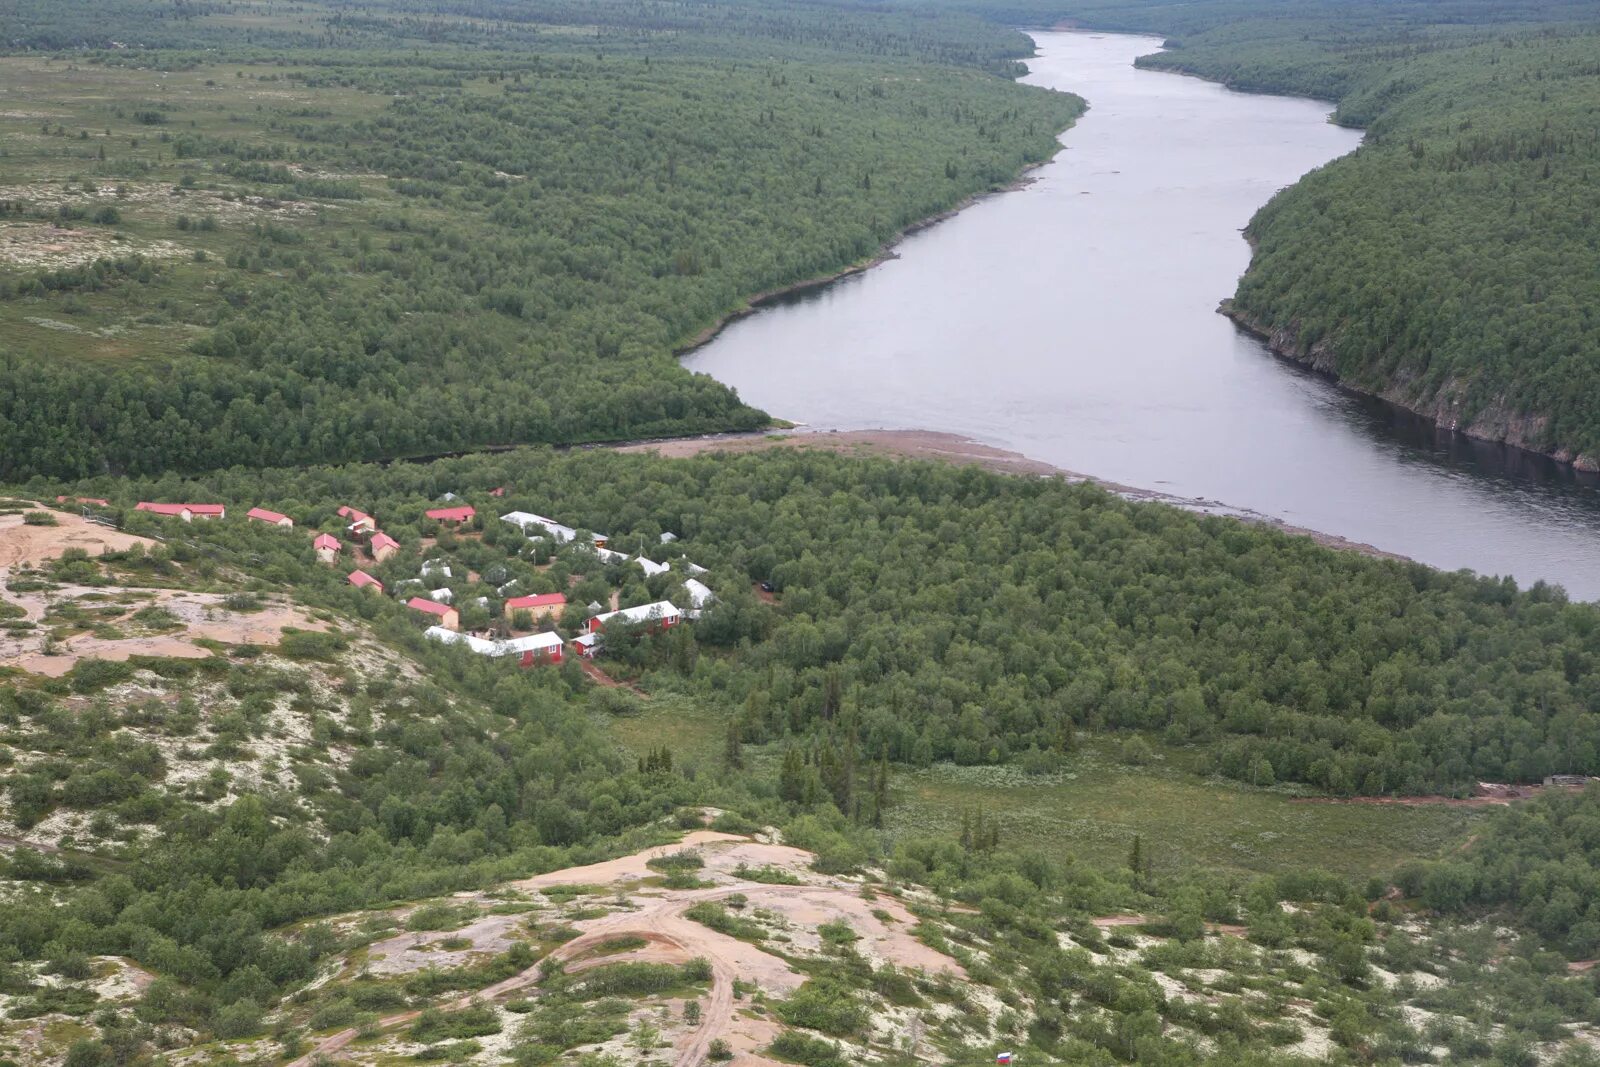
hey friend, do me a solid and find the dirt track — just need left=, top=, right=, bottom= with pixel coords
left=290, top=832, right=962, bottom=1067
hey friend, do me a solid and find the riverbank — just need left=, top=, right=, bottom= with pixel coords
left=616, top=428, right=1408, bottom=562
left=673, top=151, right=1078, bottom=356
left=1222, top=303, right=1600, bottom=473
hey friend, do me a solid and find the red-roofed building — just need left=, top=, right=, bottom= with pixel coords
left=369, top=531, right=399, bottom=562
left=407, top=596, right=460, bottom=631
left=504, top=592, right=567, bottom=624
left=425, top=505, right=475, bottom=524
left=348, top=570, right=383, bottom=593
left=314, top=533, right=341, bottom=563
left=136, top=502, right=225, bottom=522
left=246, top=507, right=293, bottom=528
left=338, top=506, right=375, bottom=535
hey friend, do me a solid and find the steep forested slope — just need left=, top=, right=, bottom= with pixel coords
left=0, top=0, right=1081, bottom=479
left=937, top=0, right=1600, bottom=466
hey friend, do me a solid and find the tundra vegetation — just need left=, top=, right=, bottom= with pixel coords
left=4, top=445, right=1600, bottom=1064
left=7, top=0, right=1600, bottom=1065
left=0, top=0, right=1080, bottom=480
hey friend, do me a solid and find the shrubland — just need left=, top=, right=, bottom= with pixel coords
left=7, top=446, right=1600, bottom=1062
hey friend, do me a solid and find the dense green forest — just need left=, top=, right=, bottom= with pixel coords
left=930, top=0, right=1600, bottom=465
left=0, top=0, right=1080, bottom=479
left=61, top=444, right=1600, bottom=798
left=13, top=446, right=1600, bottom=1063
left=1415, top=786, right=1600, bottom=957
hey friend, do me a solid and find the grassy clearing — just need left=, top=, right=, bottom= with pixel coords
left=886, top=742, right=1483, bottom=881
left=601, top=693, right=728, bottom=772
left=601, top=701, right=1481, bottom=881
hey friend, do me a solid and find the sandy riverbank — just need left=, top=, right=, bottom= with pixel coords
left=616, top=429, right=1409, bottom=562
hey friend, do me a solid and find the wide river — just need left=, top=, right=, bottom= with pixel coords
left=684, top=30, right=1600, bottom=599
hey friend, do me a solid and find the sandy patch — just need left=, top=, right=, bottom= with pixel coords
left=364, top=913, right=524, bottom=976
left=0, top=507, right=153, bottom=569
left=0, top=583, right=329, bottom=676
left=518, top=831, right=749, bottom=888
left=297, top=831, right=966, bottom=1067
left=0, top=221, right=188, bottom=270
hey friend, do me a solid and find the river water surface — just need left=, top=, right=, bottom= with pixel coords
left=684, top=30, right=1600, bottom=599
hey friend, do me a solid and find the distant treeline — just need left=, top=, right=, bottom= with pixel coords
left=0, top=0, right=1081, bottom=480
left=938, top=0, right=1600, bottom=463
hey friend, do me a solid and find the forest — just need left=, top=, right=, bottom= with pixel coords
left=0, top=0, right=1080, bottom=479
left=12, top=446, right=1600, bottom=1063
left=56, top=444, right=1600, bottom=799
left=930, top=0, right=1600, bottom=464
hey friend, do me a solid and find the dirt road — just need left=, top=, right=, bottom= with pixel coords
left=289, top=832, right=961, bottom=1067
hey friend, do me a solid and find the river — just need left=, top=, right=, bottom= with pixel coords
left=682, top=30, right=1600, bottom=599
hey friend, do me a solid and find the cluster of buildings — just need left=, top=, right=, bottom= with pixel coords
left=129, top=495, right=717, bottom=672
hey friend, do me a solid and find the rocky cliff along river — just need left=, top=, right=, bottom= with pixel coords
left=683, top=29, right=1600, bottom=600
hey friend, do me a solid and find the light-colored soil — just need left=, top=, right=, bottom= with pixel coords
left=0, top=509, right=329, bottom=675
left=0, top=507, right=153, bottom=569
left=517, top=830, right=749, bottom=887
left=1, top=589, right=327, bottom=675
left=295, top=831, right=965, bottom=1067
left=363, top=914, right=525, bottom=976
left=0, top=220, right=190, bottom=270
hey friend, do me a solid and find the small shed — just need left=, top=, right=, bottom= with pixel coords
left=502, top=631, right=564, bottom=666
left=504, top=592, right=567, bottom=624
left=573, top=633, right=600, bottom=659
left=586, top=600, right=681, bottom=635
left=682, top=578, right=715, bottom=619
left=635, top=557, right=670, bottom=578
left=313, top=533, right=341, bottom=563
left=426, top=505, right=476, bottom=524
left=338, top=506, right=376, bottom=535
left=370, top=531, right=400, bottom=562
left=136, top=502, right=225, bottom=522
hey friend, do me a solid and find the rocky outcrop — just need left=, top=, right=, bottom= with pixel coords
left=1221, top=301, right=1600, bottom=473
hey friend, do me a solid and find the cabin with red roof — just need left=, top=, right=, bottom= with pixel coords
left=247, top=507, right=293, bottom=528
left=407, top=596, right=460, bottom=631
left=135, top=502, right=225, bottom=522
left=425, top=505, right=476, bottom=524
left=337, top=506, right=375, bottom=535
left=504, top=592, right=567, bottom=624
left=369, top=531, right=399, bottom=562
left=348, top=570, right=383, bottom=593
left=314, top=533, right=341, bottom=563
